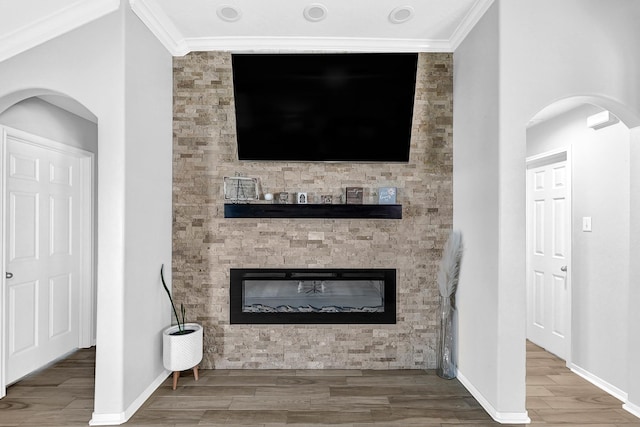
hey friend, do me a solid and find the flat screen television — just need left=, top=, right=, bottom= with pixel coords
left=231, top=53, right=418, bottom=162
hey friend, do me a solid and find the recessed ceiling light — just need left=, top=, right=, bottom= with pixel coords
left=389, top=6, right=414, bottom=24
left=304, top=3, right=328, bottom=22
left=217, top=5, right=242, bottom=22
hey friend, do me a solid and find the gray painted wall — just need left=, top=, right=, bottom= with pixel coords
left=453, top=0, right=503, bottom=414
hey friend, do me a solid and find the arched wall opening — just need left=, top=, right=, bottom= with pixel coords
left=453, top=1, right=640, bottom=421
left=0, top=89, right=98, bottom=401
left=0, top=89, right=96, bottom=121
left=525, top=95, right=640, bottom=415
left=0, top=5, right=174, bottom=422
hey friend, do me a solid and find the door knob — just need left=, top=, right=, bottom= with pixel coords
left=5, top=272, right=13, bottom=279
left=560, top=266, right=567, bottom=272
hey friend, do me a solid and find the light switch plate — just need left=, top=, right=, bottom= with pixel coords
left=582, top=217, right=592, bottom=232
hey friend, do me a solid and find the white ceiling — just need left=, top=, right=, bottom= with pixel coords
left=131, top=0, right=494, bottom=54
left=1, top=0, right=494, bottom=62
left=0, top=0, right=120, bottom=63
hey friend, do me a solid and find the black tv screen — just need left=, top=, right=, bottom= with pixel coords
left=231, top=53, right=418, bottom=162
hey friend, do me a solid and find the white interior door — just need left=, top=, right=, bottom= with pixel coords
left=526, top=154, right=571, bottom=360
left=4, top=135, right=82, bottom=385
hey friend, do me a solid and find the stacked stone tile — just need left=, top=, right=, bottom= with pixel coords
left=173, top=52, right=453, bottom=369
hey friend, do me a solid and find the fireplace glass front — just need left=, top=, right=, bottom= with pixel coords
left=230, top=269, right=396, bottom=324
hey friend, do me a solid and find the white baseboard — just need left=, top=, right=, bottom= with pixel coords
left=89, top=412, right=126, bottom=426
left=569, top=363, right=627, bottom=402
left=569, top=363, right=640, bottom=421
left=623, top=401, right=640, bottom=418
left=457, top=370, right=531, bottom=424
left=89, top=369, right=170, bottom=426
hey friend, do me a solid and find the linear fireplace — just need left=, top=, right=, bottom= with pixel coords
left=230, top=268, right=396, bottom=324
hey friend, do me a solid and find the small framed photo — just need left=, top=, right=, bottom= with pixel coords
left=296, top=192, right=308, bottom=204
left=321, top=195, right=333, bottom=204
left=278, top=192, right=289, bottom=204
left=223, top=176, right=259, bottom=201
left=378, top=187, right=397, bottom=204
left=346, top=187, right=363, bottom=204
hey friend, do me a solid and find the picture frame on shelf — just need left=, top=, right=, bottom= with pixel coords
left=278, top=192, right=289, bottom=204
left=346, top=187, right=363, bottom=204
left=223, top=176, right=259, bottom=201
left=296, top=192, right=308, bottom=204
left=378, top=187, right=397, bottom=204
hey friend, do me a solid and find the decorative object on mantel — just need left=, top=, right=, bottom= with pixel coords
left=278, top=192, right=289, bottom=204
left=296, top=192, right=308, bottom=204
left=436, top=230, right=463, bottom=380
left=160, top=264, right=203, bottom=390
left=321, top=195, right=333, bottom=204
left=346, top=187, right=363, bottom=204
left=378, top=187, right=397, bottom=204
left=264, top=193, right=274, bottom=201
left=223, top=176, right=259, bottom=202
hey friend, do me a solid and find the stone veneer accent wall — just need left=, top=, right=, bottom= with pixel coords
left=173, top=52, right=453, bottom=369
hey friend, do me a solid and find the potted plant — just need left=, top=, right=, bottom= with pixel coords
left=161, top=264, right=203, bottom=389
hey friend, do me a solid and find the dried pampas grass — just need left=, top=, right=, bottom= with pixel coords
left=437, top=230, right=463, bottom=303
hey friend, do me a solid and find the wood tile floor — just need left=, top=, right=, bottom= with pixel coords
left=1, top=341, right=639, bottom=426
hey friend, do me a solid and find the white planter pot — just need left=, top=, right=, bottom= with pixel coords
left=162, top=323, right=203, bottom=372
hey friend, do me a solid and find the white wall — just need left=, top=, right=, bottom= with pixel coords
left=528, top=105, right=630, bottom=392
left=453, top=0, right=508, bottom=419
left=500, top=0, right=640, bottom=413
left=453, top=0, right=640, bottom=419
left=628, top=127, right=640, bottom=415
left=0, top=9, right=128, bottom=419
left=0, top=2, right=173, bottom=424
left=122, top=4, right=173, bottom=409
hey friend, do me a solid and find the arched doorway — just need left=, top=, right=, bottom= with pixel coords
left=525, top=96, right=640, bottom=417
left=0, top=90, right=97, bottom=398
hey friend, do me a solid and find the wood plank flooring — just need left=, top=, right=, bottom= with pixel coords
left=1, top=341, right=639, bottom=426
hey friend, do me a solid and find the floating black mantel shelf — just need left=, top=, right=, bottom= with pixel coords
left=224, top=203, right=402, bottom=219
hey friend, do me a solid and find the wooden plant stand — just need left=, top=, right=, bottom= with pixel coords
left=172, top=366, right=199, bottom=390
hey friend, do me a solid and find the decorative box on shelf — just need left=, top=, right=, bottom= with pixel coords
left=223, top=203, right=402, bottom=219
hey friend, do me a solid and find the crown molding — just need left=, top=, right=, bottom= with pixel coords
left=449, top=0, right=495, bottom=51
left=130, top=0, right=493, bottom=55
left=0, top=0, right=120, bottom=63
left=129, top=0, right=188, bottom=56
left=183, top=36, right=452, bottom=53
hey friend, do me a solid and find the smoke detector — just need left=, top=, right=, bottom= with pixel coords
left=587, top=110, right=619, bottom=130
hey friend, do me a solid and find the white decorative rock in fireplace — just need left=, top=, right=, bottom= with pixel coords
left=230, top=269, right=396, bottom=324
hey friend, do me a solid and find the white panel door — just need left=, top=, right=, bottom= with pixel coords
left=527, top=159, right=571, bottom=360
left=5, top=137, right=81, bottom=384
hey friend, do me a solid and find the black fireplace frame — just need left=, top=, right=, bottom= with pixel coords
left=230, top=268, right=396, bottom=324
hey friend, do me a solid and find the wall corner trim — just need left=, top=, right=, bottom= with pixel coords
left=89, top=369, right=170, bottom=426
left=449, top=0, right=495, bottom=51
left=457, top=370, right=531, bottom=424
left=129, top=0, right=188, bottom=56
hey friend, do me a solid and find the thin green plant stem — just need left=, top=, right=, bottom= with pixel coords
left=160, top=264, right=184, bottom=333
